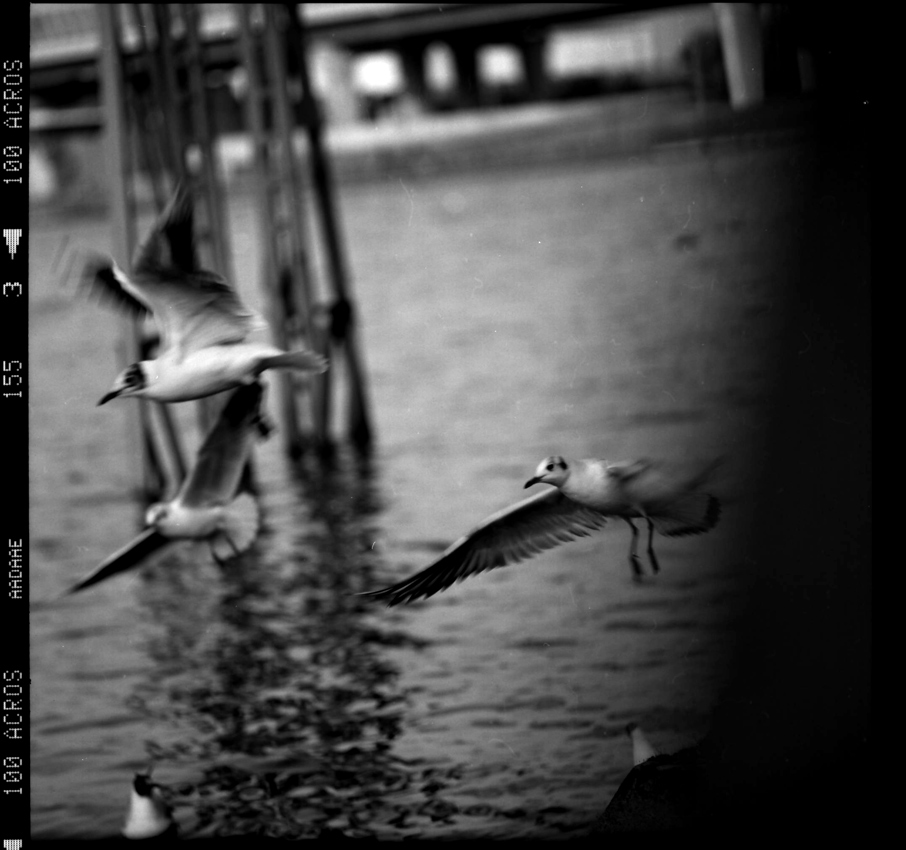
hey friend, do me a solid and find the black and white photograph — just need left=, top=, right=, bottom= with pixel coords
left=27, top=4, right=870, bottom=840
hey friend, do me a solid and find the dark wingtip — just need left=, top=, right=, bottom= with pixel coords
left=625, top=722, right=638, bottom=736
left=355, top=588, right=395, bottom=606
left=219, top=381, right=265, bottom=427
left=357, top=586, right=416, bottom=607
left=136, top=182, right=197, bottom=273
left=66, top=576, right=96, bottom=595
left=161, top=180, right=193, bottom=223
left=705, top=495, right=721, bottom=529
left=79, top=254, right=149, bottom=317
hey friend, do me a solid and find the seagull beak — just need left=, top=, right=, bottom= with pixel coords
left=97, top=389, right=121, bottom=406
left=524, top=476, right=541, bottom=488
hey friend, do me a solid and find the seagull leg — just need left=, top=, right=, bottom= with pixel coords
left=623, top=518, right=643, bottom=580
left=210, top=542, right=228, bottom=567
left=225, top=533, right=242, bottom=558
left=645, top=517, right=660, bottom=574
left=209, top=533, right=243, bottom=566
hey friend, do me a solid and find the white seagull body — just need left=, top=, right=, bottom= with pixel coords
left=361, top=455, right=721, bottom=606
left=122, top=772, right=178, bottom=839
left=66, top=381, right=268, bottom=594
left=85, top=185, right=327, bottom=405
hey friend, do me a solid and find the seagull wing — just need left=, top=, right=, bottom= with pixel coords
left=66, top=528, right=176, bottom=594
left=361, top=488, right=608, bottom=606
left=177, top=382, right=264, bottom=508
left=131, top=266, right=266, bottom=356
left=78, top=185, right=198, bottom=319
left=132, top=182, right=198, bottom=275
left=82, top=186, right=265, bottom=355
left=80, top=252, right=152, bottom=318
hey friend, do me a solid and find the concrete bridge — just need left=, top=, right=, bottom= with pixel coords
left=30, top=3, right=767, bottom=130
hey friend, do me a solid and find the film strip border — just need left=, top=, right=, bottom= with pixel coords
left=1, top=4, right=28, bottom=842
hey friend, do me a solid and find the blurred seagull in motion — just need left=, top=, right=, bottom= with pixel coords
left=360, top=455, right=720, bottom=606
left=66, top=381, right=268, bottom=595
left=84, top=184, right=327, bottom=405
left=122, top=771, right=178, bottom=839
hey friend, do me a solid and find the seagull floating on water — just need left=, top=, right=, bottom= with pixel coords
left=122, top=771, right=178, bottom=839
left=596, top=723, right=706, bottom=832
left=627, top=722, right=660, bottom=766
left=66, top=381, right=268, bottom=595
left=360, top=455, right=721, bottom=606
left=84, top=184, right=327, bottom=405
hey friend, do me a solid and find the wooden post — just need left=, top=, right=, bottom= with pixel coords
left=151, top=4, right=187, bottom=174
left=290, top=6, right=374, bottom=452
left=238, top=4, right=306, bottom=458
left=713, top=3, right=765, bottom=110
left=261, top=7, right=319, bottom=336
left=97, top=3, right=164, bottom=503
left=263, top=4, right=328, bottom=454
left=124, top=4, right=195, bottom=487
left=184, top=4, right=235, bottom=284
left=124, top=5, right=170, bottom=212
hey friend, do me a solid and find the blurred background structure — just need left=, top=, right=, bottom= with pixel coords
left=27, top=3, right=852, bottom=492
left=31, top=3, right=822, bottom=200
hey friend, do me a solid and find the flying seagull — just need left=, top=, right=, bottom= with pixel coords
left=83, top=184, right=327, bottom=405
left=121, top=771, right=178, bottom=840
left=360, top=456, right=721, bottom=606
left=66, top=381, right=268, bottom=595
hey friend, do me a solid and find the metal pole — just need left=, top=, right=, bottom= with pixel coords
left=263, top=4, right=326, bottom=453
left=289, top=5, right=373, bottom=451
left=184, top=3, right=234, bottom=283
left=238, top=4, right=305, bottom=458
left=97, top=3, right=167, bottom=503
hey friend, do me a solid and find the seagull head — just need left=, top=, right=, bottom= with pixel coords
left=525, top=456, right=570, bottom=488
left=98, top=362, right=147, bottom=405
left=145, top=502, right=169, bottom=527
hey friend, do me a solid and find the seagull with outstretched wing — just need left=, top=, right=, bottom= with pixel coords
left=66, top=381, right=269, bottom=594
left=361, top=455, right=721, bottom=606
left=83, top=184, right=327, bottom=405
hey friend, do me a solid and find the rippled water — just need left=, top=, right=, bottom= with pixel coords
left=30, top=139, right=809, bottom=838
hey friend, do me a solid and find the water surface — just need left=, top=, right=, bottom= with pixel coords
left=30, top=140, right=807, bottom=838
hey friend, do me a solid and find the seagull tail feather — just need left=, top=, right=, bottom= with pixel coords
left=210, top=492, right=260, bottom=562
left=652, top=492, right=721, bottom=537
left=260, top=349, right=329, bottom=375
